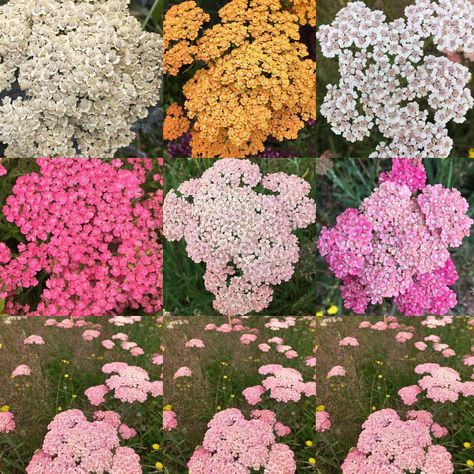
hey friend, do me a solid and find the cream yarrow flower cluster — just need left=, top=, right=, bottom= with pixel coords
left=317, top=0, right=474, bottom=158
left=0, top=0, right=163, bottom=157
left=163, top=0, right=316, bottom=157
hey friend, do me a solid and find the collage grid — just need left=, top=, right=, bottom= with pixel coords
left=0, top=0, right=473, bottom=473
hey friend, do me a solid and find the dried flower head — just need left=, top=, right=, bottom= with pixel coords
left=0, top=0, right=163, bottom=157
left=317, top=0, right=474, bottom=157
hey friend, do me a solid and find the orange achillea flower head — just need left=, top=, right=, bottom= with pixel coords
left=163, top=0, right=316, bottom=158
left=163, top=103, right=191, bottom=140
left=289, top=0, right=316, bottom=26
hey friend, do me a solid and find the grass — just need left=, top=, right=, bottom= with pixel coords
left=315, top=0, right=474, bottom=158
left=0, top=315, right=163, bottom=473
left=163, top=158, right=317, bottom=316
left=315, top=315, right=474, bottom=473
left=162, top=315, right=316, bottom=472
left=315, top=158, right=474, bottom=316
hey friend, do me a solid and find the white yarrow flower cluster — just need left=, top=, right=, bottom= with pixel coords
left=0, top=0, right=163, bottom=157
left=317, top=0, right=474, bottom=157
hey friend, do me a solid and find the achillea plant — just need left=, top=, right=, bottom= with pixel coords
left=25, top=409, right=141, bottom=473
left=318, top=159, right=472, bottom=316
left=163, top=0, right=316, bottom=157
left=317, top=0, right=474, bottom=158
left=341, top=409, right=453, bottom=473
left=0, top=158, right=163, bottom=316
left=0, top=0, right=162, bottom=158
left=163, top=159, right=316, bottom=316
left=187, top=408, right=296, bottom=473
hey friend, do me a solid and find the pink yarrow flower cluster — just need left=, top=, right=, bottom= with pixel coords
left=85, top=362, right=161, bottom=405
left=399, top=363, right=474, bottom=404
left=187, top=408, right=296, bottom=473
left=0, top=412, right=15, bottom=433
left=0, top=158, right=163, bottom=316
left=163, top=159, right=316, bottom=316
left=341, top=409, right=453, bottom=473
left=25, top=409, right=141, bottom=473
left=243, top=364, right=315, bottom=404
left=318, top=159, right=472, bottom=316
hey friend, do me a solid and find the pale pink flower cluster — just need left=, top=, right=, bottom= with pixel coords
left=25, top=409, right=141, bottom=473
left=399, top=363, right=474, bottom=404
left=185, top=338, right=205, bottom=348
left=395, top=331, right=414, bottom=343
left=421, top=316, right=453, bottom=328
left=243, top=364, right=315, bottom=404
left=240, top=333, right=258, bottom=345
left=163, top=159, right=316, bottom=316
left=174, top=366, right=192, bottom=379
left=258, top=335, right=299, bottom=359
left=0, top=412, right=15, bottom=433
left=187, top=408, right=296, bottom=473
left=318, top=159, right=472, bottom=315
left=163, top=410, right=178, bottom=431
left=23, top=335, right=45, bottom=345
left=317, top=1, right=474, bottom=157
left=0, top=158, right=163, bottom=316
left=82, top=329, right=101, bottom=342
left=316, top=411, right=331, bottom=432
left=264, top=317, right=296, bottom=330
left=0, top=159, right=6, bottom=177
left=85, top=362, right=161, bottom=405
left=339, top=337, right=359, bottom=347
left=341, top=409, right=453, bottom=473
left=11, top=364, right=31, bottom=377
left=108, top=316, right=142, bottom=326
left=327, top=365, right=346, bottom=378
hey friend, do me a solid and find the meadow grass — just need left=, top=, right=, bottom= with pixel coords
left=163, top=158, right=317, bottom=316
left=315, top=316, right=474, bottom=473
left=0, top=315, right=163, bottom=473
left=315, top=158, right=474, bottom=316
left=162, top=315, right=316, bottom=473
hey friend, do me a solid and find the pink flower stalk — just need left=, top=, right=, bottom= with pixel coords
left=1, top=158, right=163, bottom=316
left=327, top=365, right=346, bottom=378
left=163, top=410, right=178, bottom=431
left=187, top=408, right=296, bottom=473
left=341, top=409, right=453, bottom=474
left=25, top=409, right=141, bottom=473
left=339, top=337, right=359, bottom=347
left=318, top=159, right=472, bottom=316
left=23, top=335, right=45, bottom=345
left=0, top=412, right=15, bottom=433
left=174, top=366, right=192, bottom=379
left=316, top=411, right=331, bottom=432
left=185, top=338, right=205, bottom=348
left=11, top=364, right=31, bottom=377
left=163, top=159, right=316, bottom=316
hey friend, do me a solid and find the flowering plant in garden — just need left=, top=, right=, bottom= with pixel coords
left=317, top=0, right=474, bottom=157
left=341, top=408, right=453, bottom=473
left=0, top=158, right=163, bottom=316
left=164, top=159, right=315, bottom=315
left=163, top=0, right=316, bottom=157
left=0, top=0, right=162, bottom=158
left=318, top=159, right=472, bottom=315
left=187, top=408, right=296, bottom=473
left=25, top=409, right=141, bottom=473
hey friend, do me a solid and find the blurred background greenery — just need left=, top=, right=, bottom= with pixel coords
left=164, top=158, right=317, bottom=316
left=316, top=158, right=474, bottom=316
left=315, top=0, right=474, bottom=158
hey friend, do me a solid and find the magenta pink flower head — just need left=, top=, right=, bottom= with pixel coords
left=163, top=159, right=316, bottom=316
left=25, top=409, right=141, bottom=473
left=341, top=408, right=453, bottom=474
left=187, top=408, right=296, bottom=473
left=318, top=159, right=472, bottom=316
left=0, top=158, right=163, bottom=316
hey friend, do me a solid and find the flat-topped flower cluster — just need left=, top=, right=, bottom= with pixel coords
left=164, top=159, right=315, bottom=316
left=317, top=0, right=474, bottom=157
left=318, top=159, right=472, bottom=315
left=0, top=0, right=162, bottom=157
left=0, top=158, right=163, bottom=316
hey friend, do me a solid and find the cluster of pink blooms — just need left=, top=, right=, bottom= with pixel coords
left=174, top=366, right=192, bottom=379
left=395, top=331, right=414, bottom=343
left=187, top=408, right=296, bottom=473
left=163, top=159, right=316, bottom=316
left=318, top=159, right=472, bottom=315
left=327, top=365, right=346, bottom=378
left=163, top=410, right=177, bottom=431
left=99, top=332, right=145, bottom=357
left=413, top=335, right=457, bottom=357
left=341, top=409, right=453, bottom=473
left=264, top=317, right=297, bottom=330
left=0, top=412, right=15, bottom=433
left=11, top=364, right=31, bottom=377
left=25, top=409, right=141, bottom=473
left=316, top=411, right=331, bottom=432
left=359, top=315, right=404, bottom=331
left=421, top=316, right=453, bottom=328
left=338, top=337, right=359, bottom=347
left=23, top=335, right=45, bottom=345
left=44, top=318, right=88, bottom=328
left=243, top=364, right=315, bottom=404
left=258, top=336, right=299, bottom=359
left=0, top=159, right=6, bottom=176
left=185, top=338, right=205, bottom=348
left=85, top=362, right=161, bottom=405
left=108, top=316, right=142, bottom=326
left=0, top=158, right=163, bottom=316
left=399, top=363, right=474, bottom=404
